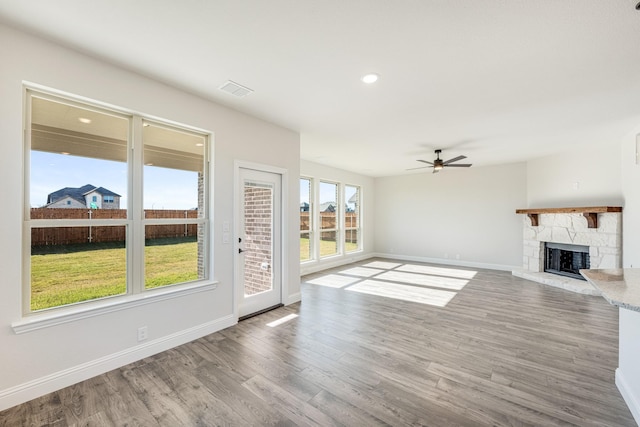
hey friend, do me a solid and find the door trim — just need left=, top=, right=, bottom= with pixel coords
left=233, top=161, right=289, bottom=320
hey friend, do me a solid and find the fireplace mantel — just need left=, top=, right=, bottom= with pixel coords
left=516, top=206, right=622, bottom=228
left=513, top=206, right=622, bottom=294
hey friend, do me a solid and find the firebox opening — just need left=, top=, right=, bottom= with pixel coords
left=544, top=242, right=590, bottom=281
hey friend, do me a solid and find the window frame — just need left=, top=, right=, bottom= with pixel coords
left=22, top=86, right=213, bottom=319
left=318, top=179, right=340, bottom=259
left=299, top=176, right=314, bottom=263
left=343, top=184, right=362, bottom=253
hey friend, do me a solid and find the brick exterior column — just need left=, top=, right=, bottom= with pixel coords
left=243, top=186, right=273, bottom=295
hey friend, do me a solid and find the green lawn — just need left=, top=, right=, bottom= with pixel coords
left=31, top=236, right=359, bottom=310
left=300, top=237, right=358, bottom=261
left=144, top=238, right=199, bottom=289
left=31, top=238, right=198, bottom=311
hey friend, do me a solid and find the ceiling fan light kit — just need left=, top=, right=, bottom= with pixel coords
left=409, top=149, right=472, bottom=173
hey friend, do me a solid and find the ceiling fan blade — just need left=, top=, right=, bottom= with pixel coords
left=442, top=155, right=467, bottom=165
left=417, top=159, right=434, bottom=165
left=444, top=163, right=472, bottom=167
left=406, top=166, right=430, bottom=170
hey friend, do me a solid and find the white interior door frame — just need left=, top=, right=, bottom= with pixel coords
left=233, top=160, right=289, bottom=319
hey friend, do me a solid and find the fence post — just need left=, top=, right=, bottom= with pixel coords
left=87, top=210, right=93, bottom=242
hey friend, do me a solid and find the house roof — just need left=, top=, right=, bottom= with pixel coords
left=86, top=187, right=120, bottom=197
left=47, top=184, right=121, bottom=205
left=319, top=202, right=336, bottom=212
left=2, top=2, right=640, bottom=176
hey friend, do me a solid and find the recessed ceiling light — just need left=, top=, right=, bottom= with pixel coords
left=195, top=143, right=204, bottom=147
left=361, top=73, right=379, bottom=84
left=60, top=152, right=70, bottom=155
left=78, top=117, right=91, bottom=124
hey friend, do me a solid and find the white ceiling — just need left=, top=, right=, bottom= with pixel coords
left=1, top=0, right=640, bottom=177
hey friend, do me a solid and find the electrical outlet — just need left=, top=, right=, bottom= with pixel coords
left=137, top=326, right=148, bottom=342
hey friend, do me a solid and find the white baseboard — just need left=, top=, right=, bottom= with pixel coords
left=284, top=292, right=301, bottom=305
left=0, top=315, right=236, bottom=412
left=300, top=252, right=373, bottom=276
left=373, top=252, right=518, bottom=272
left=616, top=368, right=640, bottom=426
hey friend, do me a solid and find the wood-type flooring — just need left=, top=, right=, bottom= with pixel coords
left=1, top=258, right=636, bottom=426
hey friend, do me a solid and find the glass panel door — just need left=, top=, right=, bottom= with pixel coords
left=238, top=168, right=281, bottom=317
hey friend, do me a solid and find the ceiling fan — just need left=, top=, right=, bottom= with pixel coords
left=408, top=149, right=472, bottom=173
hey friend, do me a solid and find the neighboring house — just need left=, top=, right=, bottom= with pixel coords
left=346, top=193, right=358, bottom=213
left=46, top=184, right=121, bottom=209
left=319, top=202, right=336, bottom=212
left=300, top=202, right=309, bottom=212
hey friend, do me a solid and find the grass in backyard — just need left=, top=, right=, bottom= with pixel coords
left=30, top=238, right=199, bottom=311
left=30, top=236, right=359, bottom=310
left=300, top=237, right=359, bottom=260
left=145, top=237, right=199, bottom=289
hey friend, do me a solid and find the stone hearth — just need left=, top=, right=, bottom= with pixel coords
left=512, top=207, right=622, bottom=295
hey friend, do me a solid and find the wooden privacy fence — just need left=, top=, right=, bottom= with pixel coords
left=299, top=212, right=357, bottom=231
left=30, top=208, right=198, bottom=246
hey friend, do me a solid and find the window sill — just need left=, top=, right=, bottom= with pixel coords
left=12, top=281, right=219, bottom=334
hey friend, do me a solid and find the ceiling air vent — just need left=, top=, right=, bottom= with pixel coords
left=218, top=80, right=254, bottom=98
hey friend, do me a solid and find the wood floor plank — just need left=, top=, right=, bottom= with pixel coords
left=308, top=389, right=389, bottom=427
left=242, top=374, right=343, bottom=427
left=429, top=361, right=598, bottom=426
left=195, top=363, right=292, bottom=426
left=1, top=257, right=636, bottom=426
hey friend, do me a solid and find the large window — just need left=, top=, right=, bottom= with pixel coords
left=142, top=121, right=207, bottom=289
left=299, top=178, right=363, bottom=264
left=300, top=177, right=312, bottom=262
left=344, top=185, right=361, bottom=253
left=319, top=181, right=339, bottom=257
left=25, top=89, right=210, bottom=313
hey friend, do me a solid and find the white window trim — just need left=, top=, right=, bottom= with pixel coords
left=300, top=176, right=314, bottom=263
left=318, top=179, right=341, bottom=259
left=12, top=281, right=218, bottom=334
left=344, top=184, right=362, bottom=254
left=22, top=84, right=214, bottom=322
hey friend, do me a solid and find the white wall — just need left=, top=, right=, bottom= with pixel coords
left=374, top=162, right=527, bottom=270
left=526, top=141, right=623, bottom=208
left=621, top=126, right=640, bottom=267
left=617, top=308, right=640, bottom=425
left=0, top=24, right=300, bottom=409
left=300, top=160, right=375, bottom=274
left=526, top=138, right=637, bottom=264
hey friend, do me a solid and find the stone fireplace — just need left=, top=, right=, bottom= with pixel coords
left=544, top=242, right=590, bottom=280
left=513, top=207, right=622, bottom=295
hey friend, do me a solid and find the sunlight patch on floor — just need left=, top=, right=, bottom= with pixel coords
left=396, top=263, right=478, bottom=279
left=306, top=274, right=361, bottom=288
left=346, top=280, right=456, bottom=307
left=376, top=271, right=468, bottom=291
left=362, top=261, right=402, bottom=270
left=266, top=313, right=299, bottom=328
left=337, top=267, right=382, bottom=277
